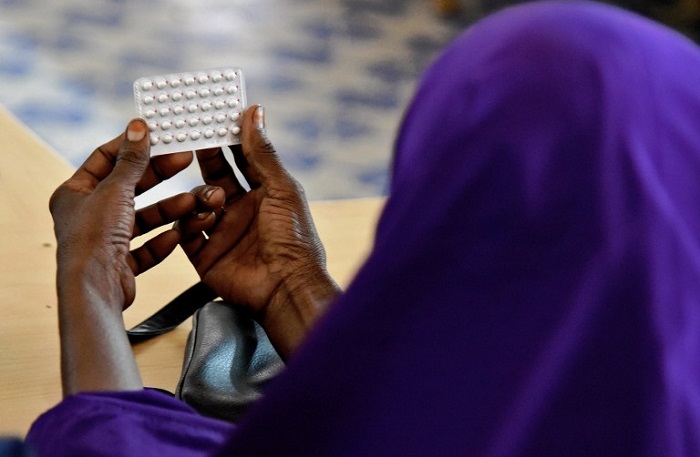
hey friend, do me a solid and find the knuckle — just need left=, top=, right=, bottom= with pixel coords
left=260, top=139, right=276, bottom=155
left=118, top=145, right=149, bottom=167
left=269, top=177, right=306, bottom=206
left=48, top=183, right=82, bottom=216
left=48, top=187, right=64, bottom=215
left=250, top=131, right=276, bottom=155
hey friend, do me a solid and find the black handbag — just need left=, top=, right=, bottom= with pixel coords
left=127, top=282, right=284, bottom=422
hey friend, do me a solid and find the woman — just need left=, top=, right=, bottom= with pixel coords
left=26, top=1, right=700, bottom=455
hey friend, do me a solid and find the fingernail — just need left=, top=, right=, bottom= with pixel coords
left=127, top=120, right=147, bottom=142
left=203, top=187, right=217, bottom=201
left=254, top=105, right=265, bottom=131
left=196, top=211, right=214, bottom=220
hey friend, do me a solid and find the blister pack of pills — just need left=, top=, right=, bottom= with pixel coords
left=133, top=67, right=247, bottom=156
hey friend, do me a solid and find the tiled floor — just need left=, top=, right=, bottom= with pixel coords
left=0, top=0, right=480, bottom=204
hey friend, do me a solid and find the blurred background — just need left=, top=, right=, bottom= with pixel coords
left=1, top=0, right=688, bottom=204
left=0, top=0, right=483, bottom=204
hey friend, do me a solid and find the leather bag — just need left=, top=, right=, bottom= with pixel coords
left=127, top=282, right=284, bottom=422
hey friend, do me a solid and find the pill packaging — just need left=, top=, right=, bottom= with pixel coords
left=133, top=67, right=247, bottom=156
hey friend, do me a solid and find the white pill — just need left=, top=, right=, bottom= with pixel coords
left=202, top=115, right=213, bottom=125
left=159, top=107, right=170, bottom=116
left=157, top=93, right=169, bottom=103
left=215, top=113, right=227, bottom=123
left=161, top=120, right=172, bottom=130
left=226, top=85, right=238, bottom=94
left=145, top=109, right=156, bottom=118
left=183, top=74, right=195, bottom=86
left=211, top=71, right=223, bottom=82
left=173, top=105, right=184, bottom=115
left=172, top=91, right=183, bottom=101
left=188, top=104, right=198, bottom=113
left=224, top=70, right=236, bottom=81
left=162, top=134, right=173, bottom=144
left=156, top=79, right=167, bottom=89
left=176, top=132, right=187, bottom=142
left=150, top=133, right=159, bottom=145
left=186, top=90, right=197, bottom=100
left=201, top=101, right=212, bottom=111
left=170, top=79, right=182, bottom=88
left=227, top=98, right=239, bottom=108
left=217, top=128, right=228, bottom=137
left=230, top=126, right=241, bottom=135
left=214, top=100, right=225, bottom=110
left=229, top=112, right=240, bottom=121
left=188, top=117, right=200, bottom=127
left=142, top=80, right=154, bottom=91
left=190, top=130, right=201, bottom=140
left=213, top=86, right=224, bottom=96
left=143, top=95, right=155, bottom=105
left=147, top=122, right=157, bottom=131
left=197, top=73, right=209, bottom=83
left=175, top=118, right=186, bottom=128
left=204, top=129, right=215, bottom=139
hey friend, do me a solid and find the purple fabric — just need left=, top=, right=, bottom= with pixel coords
left=25, top=1, right=700, bottom=455
left=221, top=2, right=700, bottom=455
left=26, top=390, right=234, bottom=456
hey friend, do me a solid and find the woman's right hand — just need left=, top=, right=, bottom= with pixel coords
left=177, top=106, right=340, bottom=358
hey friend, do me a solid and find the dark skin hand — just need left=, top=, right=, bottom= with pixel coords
left=178, top=106, right=341, bottom=359
left=49, top=119, right=206, bottom=396
left=50, top=106, right=337, bottom=396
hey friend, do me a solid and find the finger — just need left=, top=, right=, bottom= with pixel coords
left=103, top=119, right=151, bottom=190
left=177, top=215, right=235, bottom=275
left=135, top=151, right=194, bottom=196
left=173, top=185, right=225, bottom=237
left=133, top=192, right=197, bottom=237
left=232, top=145, right=251, bottom=185
left=66, top=133, right=122, bottom=191
left=239, top=105, right=291, bottom=189
left=196, top=147, right=247, bottom=199
left=127, top=228, right=181, bottom=276
left=178, top=229, right=209, bottom=273
left=192, top=185, right=227, bottom=212
left=176, top=211, right=218, bottom=238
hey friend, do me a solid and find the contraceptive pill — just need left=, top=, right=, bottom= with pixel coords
left=133, top=67, right=247, bottom=156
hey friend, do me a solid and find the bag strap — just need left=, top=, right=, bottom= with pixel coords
left=126, top=281, right=218, bottom=344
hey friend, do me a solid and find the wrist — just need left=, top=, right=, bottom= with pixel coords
left=56, top=266, right=142, bottom=395
left=262, top=267, right=341, bottom=359
left=56, top=258, right=126, bottom=313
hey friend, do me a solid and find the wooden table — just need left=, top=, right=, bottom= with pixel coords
left=0, top=107, right=384, bottom=437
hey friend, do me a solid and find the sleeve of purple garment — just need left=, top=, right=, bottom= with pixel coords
left=212, top=2, right=700, bottom=456
left=25, top=389, right=234, bottom=457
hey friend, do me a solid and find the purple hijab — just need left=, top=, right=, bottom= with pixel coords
left=27, top=1, right=700, bottom=455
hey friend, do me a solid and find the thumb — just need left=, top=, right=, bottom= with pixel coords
left=239, top=105, right=291, bottom=188
left=106, top=119, right=151, bottom=189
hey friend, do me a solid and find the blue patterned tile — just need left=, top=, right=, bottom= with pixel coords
left=284, top=116, right=324, bottom=141
left=0, top=0, right=471, bottom=201
left=343, top=19, right=384, bottom=40
left=334, top=117, right=374, bottom=139
left=357, top=167, right=390, bottom=193
left=14, top=102, right=88, bottom=125
left=260, top=74, right=306, bottom=93
left=341, top=0, right=412, bottom=16
left=281, top=146, right=322, bottom=171
left=367, top=59, right=415, bottom=83
left=273, top=45, right=333, bottom=64
left=335, top=87, right=400, bottom=110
